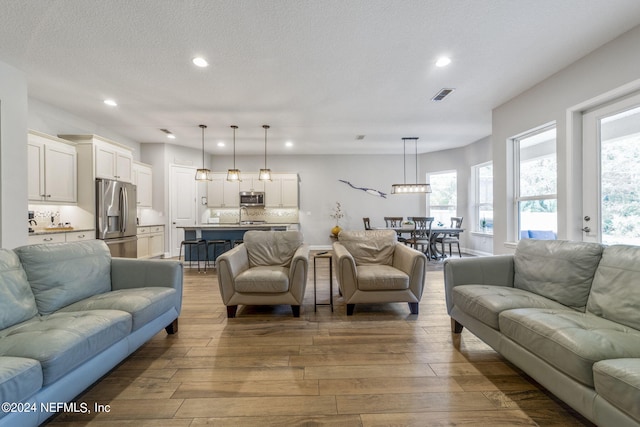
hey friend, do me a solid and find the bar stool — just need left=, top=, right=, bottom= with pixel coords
left=206, top=239, right=230, bottom=268
left=179, top=239, right=206, bottom=272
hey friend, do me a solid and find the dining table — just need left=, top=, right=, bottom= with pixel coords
left=376, top=225, right=464, bottom=260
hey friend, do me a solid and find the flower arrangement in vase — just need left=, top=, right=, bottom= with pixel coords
left=330, top=202, right=344, bottom=236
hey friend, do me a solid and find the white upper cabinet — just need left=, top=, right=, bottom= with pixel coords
left=28, top=130, right=77, bottom=203
left=58, top=134, right=136, bottom=213
left=207, top=173, right=240, bottom=207
left=59, top=134, right=134, bottom=183
left=94, top=141, right=133, bottom=182
left=265, top=173, right=299, bottom=207
left=133, top=162, right=153, bottom=208
left=239, top=173, right=265, bottom=192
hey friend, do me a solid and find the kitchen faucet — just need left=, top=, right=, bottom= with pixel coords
left=239, top=206, right=248, bottom=224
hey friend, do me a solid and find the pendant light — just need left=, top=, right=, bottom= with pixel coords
left=391, top=137, right=431, bottom=194
left=259, top=124, right=272, bottom=181
left=195, top=124, right=212, bottom=181
left=226, top=125, right=241, bottom=181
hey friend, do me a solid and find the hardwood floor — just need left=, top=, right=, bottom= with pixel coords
left=45, top=253, right=594, bottom=426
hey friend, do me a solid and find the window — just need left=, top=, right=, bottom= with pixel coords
left=473, top=162, right=493, bottom=233
left=428, top=171, right=457, bottom=225
left=514, top=125, right=557, bottom=240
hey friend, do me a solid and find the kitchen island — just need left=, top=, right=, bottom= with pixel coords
left=177, top=223, right=299, bottom=263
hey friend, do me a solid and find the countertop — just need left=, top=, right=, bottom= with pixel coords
left=178, top=223, right=296, bottom=230
left=137, top=224, right=165, bottom=228
left=29, top=228, right=95, bottom=236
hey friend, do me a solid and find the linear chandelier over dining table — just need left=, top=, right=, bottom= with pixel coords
left=391, top=137, right=432, bottom=194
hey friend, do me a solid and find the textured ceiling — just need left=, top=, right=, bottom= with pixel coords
left=2, top=0, right=640, bottom=155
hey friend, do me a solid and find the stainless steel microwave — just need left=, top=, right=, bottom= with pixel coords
left=239, top=191, right=265, bottom=206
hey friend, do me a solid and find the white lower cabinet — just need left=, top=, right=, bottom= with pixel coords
left=27, top=230, right=95, bottom=245
left=27, top=233, right=66, bottom=245
left=137, top=225, right=164, bottom=258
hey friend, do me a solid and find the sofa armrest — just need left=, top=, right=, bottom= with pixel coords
left=110, top=257, right=184, bottom=314
left=288, top=244, right=310, bottom=302
left=332, top=242, right=358, bottom=299
left=393, top=243, right=427, bottom=299
left=443, top=255, right=514, bottom=314
left=216, top=244, right=249, bottom=304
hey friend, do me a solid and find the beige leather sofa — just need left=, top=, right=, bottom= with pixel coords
left=333, top=230, right=427, bottom=315
left=216, top=230, right=309, bottom=318
left=444, top=239, right=640, bottom=427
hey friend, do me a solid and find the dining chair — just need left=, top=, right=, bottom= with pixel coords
left=383, top=216, right=406, bottom=243
left=405, top=217, right=434, bottom=258
left=383, top=217, right=403, bottom=228
left=438, top=216, right=463, bottom=257
left=363, top=217, right=371, bottom=230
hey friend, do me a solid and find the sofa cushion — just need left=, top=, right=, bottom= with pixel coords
left=452, top=285, right=571, bottom=330
left=593, top=358, right=640, bottom=421
left=15, top=241, right=112, bottom=315
left=0, top=357, right=42, bottom=416
left=244, top=231, right=303, bottom=268
left=356, top=265, right=409, bottom=291
left=499, top=308, right=640, bottom=387
left=587, top=245, right=640, bottom=331
left=514, top=239, right=603, bottom=310
left=0, top=310, right=131, bottom=385
left=58, top=287, right=176, bottom=331
left=234, top=266, right=289, bottom=293
left=0, top=249, right=38, bottom=330
left=337, top=230, right=397, bottom=266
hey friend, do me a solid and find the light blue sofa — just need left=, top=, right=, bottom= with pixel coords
left=0, top=240, right=183, bottom=427
left=444, top=239, right=640, bottom=427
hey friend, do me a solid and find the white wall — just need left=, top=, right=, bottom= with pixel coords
left=0, top=60, right=28, bottom=248
left=421, top=136, right=493, bottom=255
left=28, top=98, right=141, bottom=157
left=492, top=24, right=640, bottom=254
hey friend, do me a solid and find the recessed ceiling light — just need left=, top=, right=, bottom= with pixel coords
left=435, top=56, right=451, bottom=67
left=103, top=99, right=117, bottom=107
left=217, top=142, right=225, bottom=147
left=285, top=141, right=294, bottom=147
left=192, top=57, right=209, bottom=67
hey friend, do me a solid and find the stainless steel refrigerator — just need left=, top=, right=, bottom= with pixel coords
left=96, top=178, right=137, bottom=258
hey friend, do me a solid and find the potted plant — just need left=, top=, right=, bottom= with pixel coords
left=330, top=202, right=344, bottom=236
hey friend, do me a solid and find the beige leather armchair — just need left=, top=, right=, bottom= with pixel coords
left=216, top=230, right=309, bottom=318
left=333, top=230, right=427, bottom=315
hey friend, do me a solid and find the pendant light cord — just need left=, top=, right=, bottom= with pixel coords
left=414, top=138, right=418, bottom=184
left=231, top=125, right=238, bottom=169
left=200, top=124, right=206, bottom=169
left=263, top=125, right=270, bottom=169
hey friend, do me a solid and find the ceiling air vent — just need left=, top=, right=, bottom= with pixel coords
left=431, top=88, right=455, bottom=102
left=355, top=135, right=365, bottom=140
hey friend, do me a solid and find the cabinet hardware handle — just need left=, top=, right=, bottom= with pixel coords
left=44, top=237, right=53, bottom=241
left=78, top=235, right=85, bottom=238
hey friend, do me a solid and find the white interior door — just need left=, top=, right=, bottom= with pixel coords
left=169, top=165, right=198, bottom=257
left=582, top=92, right=640, bottom=244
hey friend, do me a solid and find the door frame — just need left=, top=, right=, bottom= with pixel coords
left=565, top=79, right=640, bottom=241
left=581, top=91, right=640, bottom=243
left=168, top=164, right=198, bottom=258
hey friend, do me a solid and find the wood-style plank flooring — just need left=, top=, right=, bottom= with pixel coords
left=45, top=253, right=593, bottom=426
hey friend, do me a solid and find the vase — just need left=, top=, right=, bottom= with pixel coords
left=331, top=225, right=342, bottom=237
